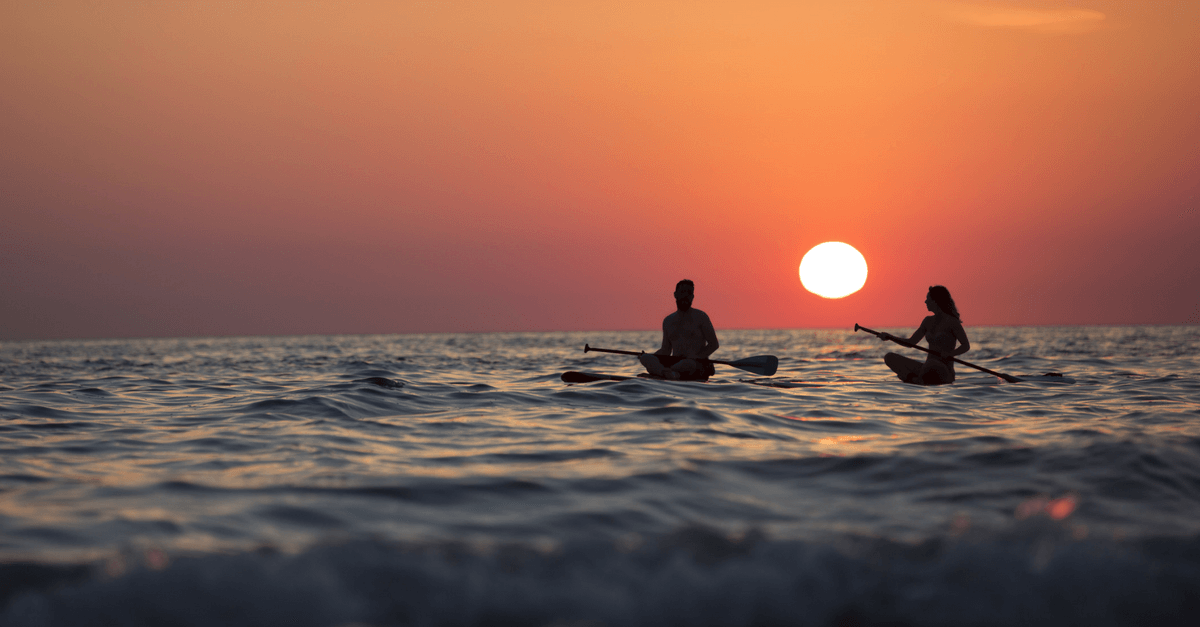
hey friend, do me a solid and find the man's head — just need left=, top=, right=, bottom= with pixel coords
left=674, top=279, right=694, bottom=311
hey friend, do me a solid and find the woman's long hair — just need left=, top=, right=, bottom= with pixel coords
left=928, top=285, right=961, bottom=320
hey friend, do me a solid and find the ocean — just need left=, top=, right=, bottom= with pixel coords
left=1, top=326, right=1198, bottom=626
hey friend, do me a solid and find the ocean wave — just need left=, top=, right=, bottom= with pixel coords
left=3, top=528, right=1200, bottom=626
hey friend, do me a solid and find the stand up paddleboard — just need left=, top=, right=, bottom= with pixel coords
left=1006, top=373, right=1076, bottom=384
left=561, top=371, right=702, bottom=383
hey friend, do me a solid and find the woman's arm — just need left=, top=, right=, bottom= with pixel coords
left=907, top=318, right=930, bottom=345
left=947, top=321, right=970, bottom=358
left=879, top=318, right=930, bottom=345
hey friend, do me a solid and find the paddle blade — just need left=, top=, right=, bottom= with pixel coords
left=727, top=355, right=778, bottom=376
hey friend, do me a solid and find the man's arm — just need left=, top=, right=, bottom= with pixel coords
left=654, top=318, right=672, bottom=356
left=697, top=312, right=719, bottom=359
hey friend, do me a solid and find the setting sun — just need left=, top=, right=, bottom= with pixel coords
left=799, top=242, right=868, bottom=299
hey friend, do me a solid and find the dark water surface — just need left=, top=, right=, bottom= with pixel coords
left=1, top=327, right=1199, bottom=626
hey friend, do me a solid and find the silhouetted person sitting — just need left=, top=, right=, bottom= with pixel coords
left=878, top=285, right=970, bottom=385
left=639, top=279, right=719, bottom=381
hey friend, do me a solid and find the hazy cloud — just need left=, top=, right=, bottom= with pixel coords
left=936, top=1, right=1106, bottom=34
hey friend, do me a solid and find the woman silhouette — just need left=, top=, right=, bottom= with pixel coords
left=879, top=286, right=970, bottom=385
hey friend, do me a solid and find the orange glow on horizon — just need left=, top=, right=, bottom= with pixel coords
left=1, top=1, right=1198, bottom=339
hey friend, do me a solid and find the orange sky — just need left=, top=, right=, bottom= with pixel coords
left=2, top=0, right=1198, bottom=339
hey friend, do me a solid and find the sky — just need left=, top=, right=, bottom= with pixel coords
left=2, top=0, right=1198, bottom=340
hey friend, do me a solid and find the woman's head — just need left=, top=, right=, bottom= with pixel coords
left=927, top=285, right=960, bottom=320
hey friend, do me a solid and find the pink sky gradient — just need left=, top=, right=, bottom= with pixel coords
left=2, top=1, right=1198, bottom=340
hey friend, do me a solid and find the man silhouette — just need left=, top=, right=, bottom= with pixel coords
left=639, top=279, right=720, bottom=380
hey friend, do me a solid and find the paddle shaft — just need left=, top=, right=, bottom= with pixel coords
left=854, top=324, right=1022, bottom=383
left=584, top=344, right=715, bottom=366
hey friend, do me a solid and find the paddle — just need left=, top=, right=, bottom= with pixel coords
left=582, top=344, right=779, bottom=376
left=854, top=324, right=1023, bottom=383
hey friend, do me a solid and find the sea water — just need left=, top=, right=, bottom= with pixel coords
left=1, top=326, right=1198, bottom=626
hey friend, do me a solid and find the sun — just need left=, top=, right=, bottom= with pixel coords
left=799, top=242, right=868, bottom=299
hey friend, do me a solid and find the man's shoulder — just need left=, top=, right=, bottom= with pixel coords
left=664, top=308, right=711, bottom=325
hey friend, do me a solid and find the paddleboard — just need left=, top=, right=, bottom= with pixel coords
left=1018, top=373, right=1076, bottom=384
left=560, top=371, right=708, bottom=383
left=964, top=373, right=1076, bottom=385
left=562, top=371, right=637, bottom=383
left=740, top=379, right=861, bottom=388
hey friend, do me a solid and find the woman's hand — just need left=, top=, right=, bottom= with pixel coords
left=879, top=332, right=892, bottom=342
